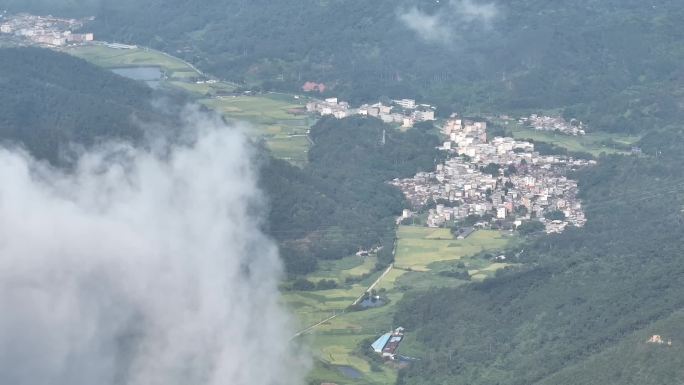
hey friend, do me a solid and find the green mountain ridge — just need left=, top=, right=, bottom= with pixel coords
left=2, top=5, right=684, bottom=380
left=393, top=142, right=684, bottom=384
left=4, top=0, right=684, bottom=132
left=536, top=309, right=684, bottom=385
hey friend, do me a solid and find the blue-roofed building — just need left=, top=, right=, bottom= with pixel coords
left=371, top=333, right=391, bottom=353
left=371, top=327, right=406, bottom=359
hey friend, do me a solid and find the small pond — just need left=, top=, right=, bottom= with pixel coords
left=111, top=66, right=163, bottom=87
left=336, top=365, right=363, bottom=379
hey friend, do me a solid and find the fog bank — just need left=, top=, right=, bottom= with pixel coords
left=0, top=113, right=307, bottom=385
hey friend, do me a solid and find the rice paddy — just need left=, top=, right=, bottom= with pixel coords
left=63, top=45, right=312, bottom=165
left=288, top=226, right=518, bottom=385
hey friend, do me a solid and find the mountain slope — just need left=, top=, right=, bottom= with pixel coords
left=0, top=47, right=181, bottom=162
left=6, top=0, right=684, bottom=132
left=0, top=50, right=444, bottom=275
left=393, top=135, right=684, bottom=385
left=536, top=310, right=684, bottom=385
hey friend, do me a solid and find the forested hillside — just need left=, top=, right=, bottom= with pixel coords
left=4, top=0, right=684, bottom=132
left=0, top=49, right=444, bottom=276
left=393, top=126, right=684, bottom=385
left=0, top=47, right=182, bottom=162
left=3, top=6, right=684, bottom=380
left=261, top=116, right=445, bottom=274
left=536, top=309, right=684, bottom=385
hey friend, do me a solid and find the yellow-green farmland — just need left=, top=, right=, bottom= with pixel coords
left=394, top=227, right=512, bottom=271
left=289, top=226, right=518, bottom=385
left=202, top=94, right=314, bottom=165
left=65, top=44, right=199, bottom=79
left=509, top=126, right=640, bottom=156
left=64, top=45, right=312, bottom=165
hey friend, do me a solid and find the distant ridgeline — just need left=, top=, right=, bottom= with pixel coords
left=393, top=129, right=684, bottom=385
left=6, top=0, right=684, bottom=133
left=0, top=47, right=184, bottom=163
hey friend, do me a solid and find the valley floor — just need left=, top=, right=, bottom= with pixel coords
left=285, top=226, right=517, bottom=385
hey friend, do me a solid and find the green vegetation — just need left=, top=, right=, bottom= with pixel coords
left=394, top=227, right=511, bottom=272
left=509, top=125, right=640, bottom=156
left=5, top=4, right=684, bottom=382
left=517, top=220, right=545, bottom=235
left=0, top=47, right=443, bottom=282
left=64, top=44, right=198, bottom=79
left=393, top=133, right=684, bottom=385
left=287, top=227, right=515, bottom=385
left=537, top=310, right=684, bottom=385
left=0, top=47, right=183, bottom=163
left=166, top=80, right=236, bottom=96
left=11, top=0, right=684, bottom=133
left=203, top=94, right=312, bottom=165
left=262, top=116, right=445, bottom=275
left=65, top=44, right=311, bottom=165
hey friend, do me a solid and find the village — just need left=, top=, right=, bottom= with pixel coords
left=303, top=93, right=593, bottom=235
left=306, top=97, right=436, bottom=128
left=303, top=94, right=593, bottom=235
left=0, top=12, right=94, bottom=46
left=390, top=116, right=594, bottom=234
left=520, top=113, right=586, bottom=136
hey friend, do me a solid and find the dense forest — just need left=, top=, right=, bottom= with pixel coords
left=262, top=116, right=444, bottom=274
left=0, top=47, right=184, bottom=163
left=4, top=0, right=684, bottom=133
left=393, top=125, right=684, bottom=385
left=0, top=48, right=444, bottom=275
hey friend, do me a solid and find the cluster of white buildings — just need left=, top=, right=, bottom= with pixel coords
left=0, top=13, right=94, bottom=47
left=306, top=97, right=436, bottom=128
left=521, top=114, right=586, bottom=136
left=392, top=117, right=595, bottom=233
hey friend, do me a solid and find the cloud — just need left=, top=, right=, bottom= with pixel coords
left=454, top=0, right=499, bottom=24
left=0, top=110, right=309, bottom=385
left=398, top=0, right=500, bottom=44
left=398, top=7, right=453, bottom=43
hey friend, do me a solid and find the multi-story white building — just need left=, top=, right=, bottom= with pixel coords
left=393, top=99, right=416, bottom=109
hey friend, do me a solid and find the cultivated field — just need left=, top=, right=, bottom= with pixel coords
left=509, top=125, right=640, bottom=156
left=65, top=44, right=197, bottom=79
left=291, top=226, right=518, bottom=385
left=168, top=80, right=237, bottom=96
left=202, top=95, right=313, bottom=165
left=64, top=45, right=312, bottom=165
left=394, top=227, right=511, bottom=271
left=282, top=255, right=380, bottom=332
